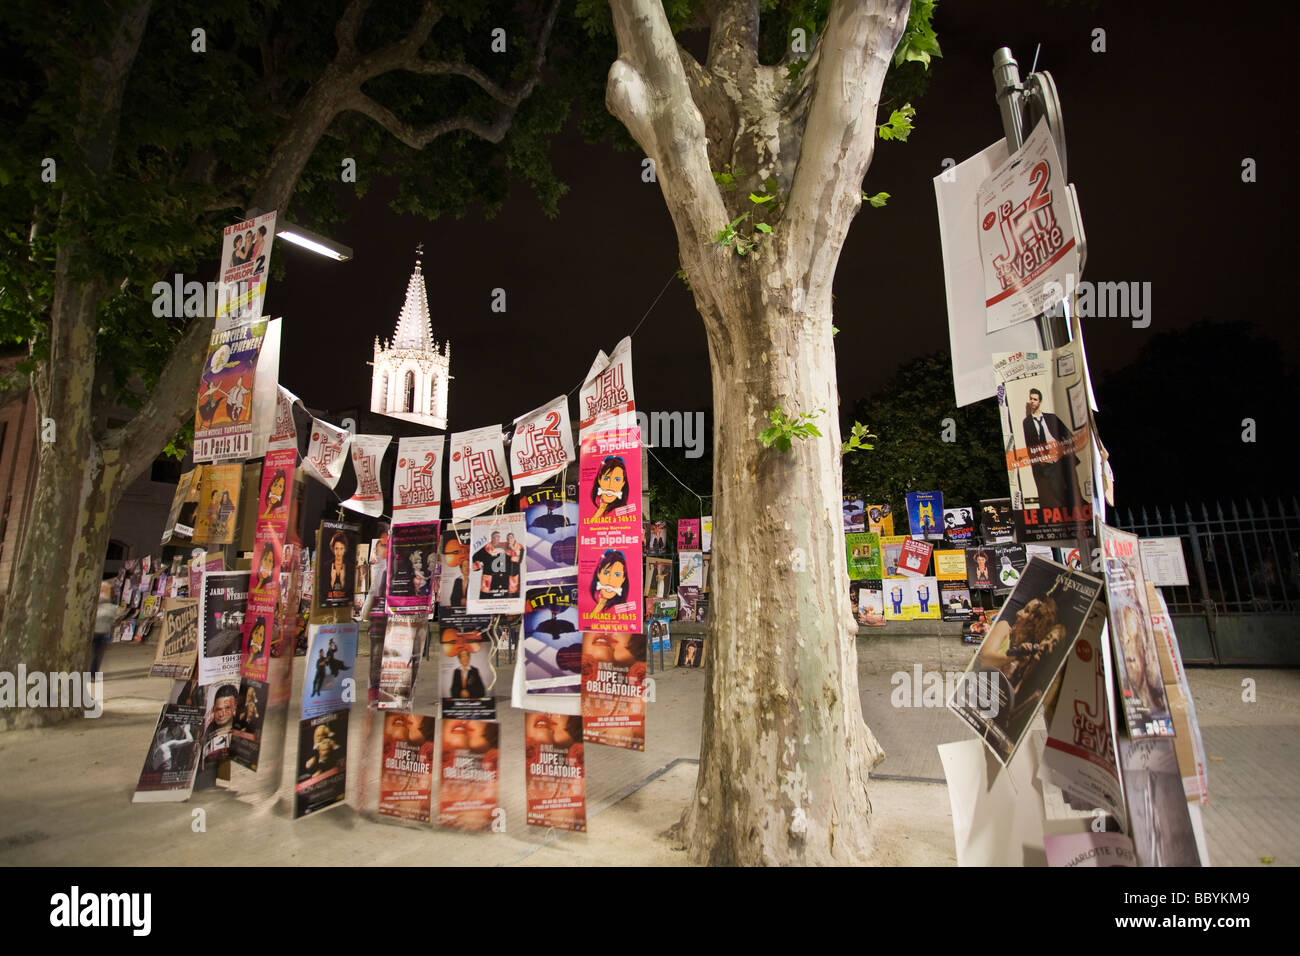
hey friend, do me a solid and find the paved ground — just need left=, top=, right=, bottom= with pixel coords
left=0, top=632, right=1295, bottom=865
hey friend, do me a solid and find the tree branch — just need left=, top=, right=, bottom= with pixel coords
left=785, top=0, right=908, bottom=293
left=345, top=91, right=514, bottom=146
left=704, top=0, right=759, bottom=77
left=334, top=0, right=377, bottom=61
left=606, top=0, right=729, bottom=284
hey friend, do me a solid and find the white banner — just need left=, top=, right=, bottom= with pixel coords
left=510, top=395, right=574, bottom=491
left=301, top=417, right=354, bottom=490
left=341, top=434, right=391, bottom=517
left=392, top=435, right=444, bottom=525
left=578, top=337, right=635, bottom=436
left=449, top=424, right=510, bottom=521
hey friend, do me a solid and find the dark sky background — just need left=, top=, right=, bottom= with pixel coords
left=273, top=1, right=1293, bottom=498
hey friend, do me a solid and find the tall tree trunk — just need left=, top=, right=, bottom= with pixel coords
left=676, top=270, right=883, bottom=864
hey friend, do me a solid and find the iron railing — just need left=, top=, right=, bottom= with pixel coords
left=1110, top=499, right=1300, bottom=615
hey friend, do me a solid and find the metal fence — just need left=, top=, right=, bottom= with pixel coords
left=1110, top=499, right=1300, bottom=615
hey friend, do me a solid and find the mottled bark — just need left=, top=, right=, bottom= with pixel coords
left=607, top=0, right=907, bottom=864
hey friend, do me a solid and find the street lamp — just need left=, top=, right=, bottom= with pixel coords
left=274, top=220, right=353, bottom=262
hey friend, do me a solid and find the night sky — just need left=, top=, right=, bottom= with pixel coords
left=273, top=1, right=1293, bottom=460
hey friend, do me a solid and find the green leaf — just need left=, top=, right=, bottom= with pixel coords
left=877, top=103, right=916, bottom=142
left=749, top=192, right=775, bottom=204
left=863, top=191, right=890, bottom=208
left=754, top=222, right=772, bottom=234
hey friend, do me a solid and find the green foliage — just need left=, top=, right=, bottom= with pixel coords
left=713, top=177, right=781, bottom=256
left=876, top=104, right=915, bottom=142
left=759, top=406, right=824, bottom=453
left=863, top=191, right=890, bottom=208
left=893, top=0, right=942, bottom=69
left=841, top=352, right=1004, bottom=518
left=841, top=421, right=877, bottom=455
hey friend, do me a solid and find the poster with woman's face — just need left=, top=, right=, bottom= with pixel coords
left=1101, top=525, right=1174, bottom=738
left=580, top=632, right=647, bottom=751
left=524, top=713, right=586, bottom=832
left=379, top=713, right=438, bottom=824
left=387, top=521, right=440, bottom=613
left=579, top=428, right=641, bottom=530
left=439, top=719, right=500, bottom=831
left=579, top=546, right=642, bottom=634
left=317, top=521, right=358, bottom=608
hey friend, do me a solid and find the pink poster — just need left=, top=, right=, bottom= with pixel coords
left=241, top=448, right=295, bottom=681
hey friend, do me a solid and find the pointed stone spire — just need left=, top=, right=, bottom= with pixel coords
left=392, top=243, right=433, bottom=349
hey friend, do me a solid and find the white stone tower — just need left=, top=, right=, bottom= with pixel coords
left=370, top=245, right=450, bottom=429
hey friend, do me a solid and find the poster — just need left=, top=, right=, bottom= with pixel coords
left=651, top=596, right=678, bottom=621
left=392, top=436, right=444, bottom=525
left=1119, top=738, right=1203, bottom=867
left=966, top=545, right=997, bottom=591
left=241, top=448, right=296, bottom=681
left=199, top=571, right=246, bottom=686
left=467, top=513, right=526, bottom=614
left=303, top=622, right=357, bottom=718
left=911, top=577, right=940, bottom=619
left=191, top=463, right=243, bottom=545
left=884, top=578, right=914, bottom=621
left=646, top=616, right=670, bottom=653
left=375, top=618, right=424, bottom=711
left=993, top=344, right=1094, bottom=543
left=268, top=384, right=299, bottom=451
left=1101, top=524, right=1175, bottom=738
left=675, top=636, right=704, bottom=668
left=385, top=521, right=439, bottom=614
left=378, top=713, right=438, bottom=823
left=524, top=713, right=586, bottom=832
left=294, top=710, right=348, bottom=818
left=341, top=434, right=391, bottom=517
left=439, top=613, right=497, bottom=719
left=845, top=532, right=882, bottom=580
left=581, top=631, right=647, bottom=751
left=161, top=469, right=197, bottom=545
left=906, top=491, right=945, bottom=541
left=1140, top=537, right=1191, bottom=588
left=851, top=580, right=885, bottom=626
left=317, top=521, right=358, bottom=609
left=645, top=519, right=670, bottom=557
left=151, top=598, right=200, bottom=679
left=1042, top=614, right=1125, bottom=822
left=577, top=430, right=643, bottom=631
left=193, top=318, right=268, bottom=462
left=229, top=678, right=269, bottom=771
left=131, top=681, right=206, bottom=803
left=302, top=416, right=354, bottom=490
left=677, top=586, right=701, bottom=623
left=523, top=585, right=582, bottom=694
left=215, top=212, right=275, bottom=326
left=993, top=543, right=1028, bottom=594
left=897, top=538, right=934, bottom=577
left=449, top=424, right=511, bottom=520
left=677, top=519, right=701, bottom=551
left=979, top=497, right=1014, bottom=544
left=866, top=503, right=894, bottom=537
left=510, top=395, right=575, bottom=491
left=644, top=556, right=673, bottom=598
left=935, top=549, right=972, bottom=621
left=880, top=535, right=908, bottom=578
left=197, top=680, right=239, bottom=775
left=977, top=117, right=1078, bottom=333
left=701, top=516, right=712, bottom=552
left=843, top=495, right=866, bottom=533
left=519, top=482, right=578, bottom=586
left=435, top=523, right=471, bottom=611
left=439, top=719, right=500, bottom=830
left=948, top=556, right=1104, bottom=765
left=1147, top=585, right=1208, bottom=803
left=578, top=336, right=635, bottom=436
left=943, top=506, right=975, bottom=544
left=678, top=551, right=703, bottom=589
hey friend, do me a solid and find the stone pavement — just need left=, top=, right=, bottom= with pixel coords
left=0, top=631, right=1295, bottom=866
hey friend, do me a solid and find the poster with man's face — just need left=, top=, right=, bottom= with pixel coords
left=317, top=521, right=358, bottom=608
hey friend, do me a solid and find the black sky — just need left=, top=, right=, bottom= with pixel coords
left=274, top=0, right=1293, bottom=435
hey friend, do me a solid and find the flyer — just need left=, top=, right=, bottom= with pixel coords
left=379, top=713, right=438, bottom=823
left=843, top=495, right=866, bottom=533
left=510, top=395, right=575, bottom=491
left=646, top=616, right=670, bottom=653
left=386, top=521, right=439, bottom=614
left=850, top=580, right=885, bottom=626
left=161, top=469, right=197, bottom=545
left=193, top=318, right=268, bottom=462
left=300, top=416, right=353, bottom=489
left=214, top=211, right=275, bottom=325
left=906, top=491, right=945, bottom=541
left=644, top=556, right=673, bottom=598
left=948, top=556, right=1104, bottom=765
left=1101, top=524, right=1175, bottom=738
left=677, top=518, right=701, bottom=551
left=439, top=612, right=497, bottom=720
left=978, top=497, right=1015, bottom=544
left=449, top=424, right=511, bottom=520
left=845, top=532, right=883, bottom=580
left=866, top=503, right=894, bottom=537
left=317, top=521, right=358, bottom=609
left=935, top=549, right=973, bottom=621
left=294, top=710, right=348, bottom=818
left=993, top=344, right=1094, bottom=543
left=229, top=678, right=269, bottom=772
left=1119, top=738, right=1203, bottom=867
left=523, top=584, right=582, bottom=694
left=131, top=680, right=206, bottom=803
left=341, top=434, right=391, bottom=517
left=578, top=336, right=635, bottom=436
left=524, top=713, right=587, bottom=832
left=880, top=535, right=908, bottom=578
left=302, top=622, right=357, bottom=719
left=943, top=506, right=975, bottom=544
left=268, top=384, right=299, bottom=451
left=438, top=719, right=500, bottom=830
left=966, top=545, right=997, bottom=591
left=1147, top=585, right=1208, bottom=803
left=151, top=598, right=200, bottom=679
left=519, top=482, right=578, bottom=586
left=467, top=513, right=526, bottom=614
left=377, top=617, right=425, bottom=711
left=701, top=516, right=712, bottom=553
left=199, top=571, right=246, bottom=686
left=678, top=550, right=703, bottom=589
left=897, top=538, right=934, bottom=578
left=977, top=117, right=1078, bottom=333
left=578, top=543, right=642, bottom=634
left=392, top=436, right=444, bottom=525
left=191, top=463, right=243, bottom=545
left=993, top=543, right=1028, bottom=594
left=435, top=524, right=471, bottom=612
left=645, top=519, right=670, bottom=557
left=580, top=631, right=647, bottom=751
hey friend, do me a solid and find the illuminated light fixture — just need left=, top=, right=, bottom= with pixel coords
left=274, top=221, right=353, bottom=262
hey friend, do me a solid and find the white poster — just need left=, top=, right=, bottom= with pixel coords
left=301, top=417, right=354, bottom=490
left=267, top=384, right=300, bottom=452
left=578, top=337, right=635, bottom=436
left=977, top=118, right=1079, bottom=333
left=449, top=424, right=510, bottom=520
left=467, top=514, right=526, bottom=615
left=341, top=435, right=391, bottom=517
left=510, top=396, right=575, bottom=491
left=215, top=211, right=276, bottom=327
left=701, top=516, right=712, bottom=553
left=934, top=139, right=1041, bottom=407
left=1140, top=537, right=1190, bottom=588
left=392, top=436, right=445, bottom=525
